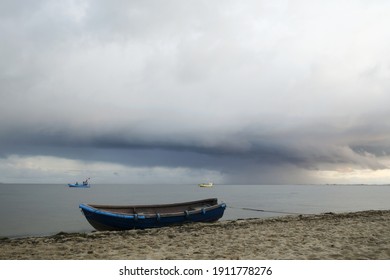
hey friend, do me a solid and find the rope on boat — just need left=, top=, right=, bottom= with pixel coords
left=228, top=206, right=314, bottom=216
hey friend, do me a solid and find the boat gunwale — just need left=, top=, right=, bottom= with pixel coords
left=85, top=198, right=218, bottom=210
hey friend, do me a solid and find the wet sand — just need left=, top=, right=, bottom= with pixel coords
left=1, top=210, right=389, bottom=260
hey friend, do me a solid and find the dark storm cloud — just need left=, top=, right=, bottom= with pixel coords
left=1, top=118, right=387, bottom=173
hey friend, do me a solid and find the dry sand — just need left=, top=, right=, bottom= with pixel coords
left=1, top=210, right=390, bottom=260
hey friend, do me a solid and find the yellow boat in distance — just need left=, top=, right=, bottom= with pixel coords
left=199, top=182, right=213, bottom=188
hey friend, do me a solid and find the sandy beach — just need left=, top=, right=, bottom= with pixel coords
left=1, top=210, right=389, bottom=260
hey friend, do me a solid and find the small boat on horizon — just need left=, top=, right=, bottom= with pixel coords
left=79, top=198, right=226, bottom=231
left=68, top=178, right=90, bottom=188
left=199, top=182, right=213, bottom=188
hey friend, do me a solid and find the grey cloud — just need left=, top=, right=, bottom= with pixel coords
left=1, top=1, right=390, bottom=183
left=1, top=118, right=388, bottom=172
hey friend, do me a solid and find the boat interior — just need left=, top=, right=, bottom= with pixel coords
left=88, top=198, right=219, bottom=215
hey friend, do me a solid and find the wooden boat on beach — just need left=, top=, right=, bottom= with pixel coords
left=79, top=198, right=226, bottom=231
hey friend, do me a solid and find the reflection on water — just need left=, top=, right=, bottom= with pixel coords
left=0, top=184, right=389, bottom=237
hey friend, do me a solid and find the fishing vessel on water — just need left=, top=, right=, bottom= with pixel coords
left=199, top=182, right=213, bottom=188
left=68, top=178, right=90, bottom=188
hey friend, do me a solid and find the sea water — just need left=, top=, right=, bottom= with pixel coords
left=0, top=183, right=389, bottom=238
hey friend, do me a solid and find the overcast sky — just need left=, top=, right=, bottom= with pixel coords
left=1, top=0, right=390, bottom=184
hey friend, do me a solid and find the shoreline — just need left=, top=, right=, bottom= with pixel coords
left=1, top=210, right=390, bottom=260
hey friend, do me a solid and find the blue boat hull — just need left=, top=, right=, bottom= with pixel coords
left=68, top=183, right=90, bottom=188
left=79, top=199, right=226, bottom=231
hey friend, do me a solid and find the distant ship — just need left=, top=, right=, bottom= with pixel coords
left=68, top=178, right=90, bottom=188
left=198, top=182, right=213, bottom=188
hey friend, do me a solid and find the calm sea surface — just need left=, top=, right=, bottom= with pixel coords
left=0, top=184, right=389, bottom=238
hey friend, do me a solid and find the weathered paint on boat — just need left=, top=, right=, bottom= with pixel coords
left=79, top=198, right=226, bottom=231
